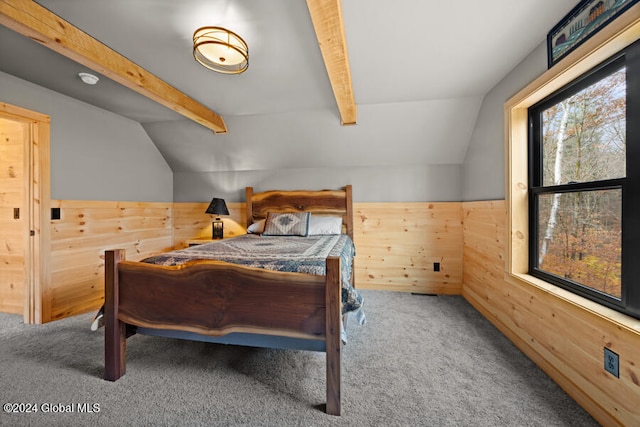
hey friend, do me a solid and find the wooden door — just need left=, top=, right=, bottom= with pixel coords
left=0, top=103, right=50, bottom=323
left=0, top=117, right=27, bottom=314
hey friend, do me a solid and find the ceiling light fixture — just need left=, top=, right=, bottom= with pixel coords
left=193, top=26, right=248, bottom=74
left=78, top=72, right=99, bottom=85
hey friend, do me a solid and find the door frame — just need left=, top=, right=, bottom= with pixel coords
left=0, top=102, right=50, bottom=324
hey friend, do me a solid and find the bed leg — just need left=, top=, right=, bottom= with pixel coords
left=104, top=249, right=127, bottom=381
left=342, top=258, right=355, bottom=330
left=325, top=256, right=342, bottom=416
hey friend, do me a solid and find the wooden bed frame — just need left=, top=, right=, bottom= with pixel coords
left=104, top=185, right=354, bottom=416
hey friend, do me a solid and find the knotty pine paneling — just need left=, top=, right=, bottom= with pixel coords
left=172, top=201, right=463, bottom=294
left=40, top=193, right=640, bottom=423
left=462, top=200, right=640, bottom=426
left=354, top=202, right=462, bottom=293
left=49, top=200, right=173, bottom=320
left=173, top=202, right=246, bottom=248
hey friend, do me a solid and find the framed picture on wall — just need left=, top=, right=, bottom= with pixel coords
left=547, top=0, right=639, bottom=68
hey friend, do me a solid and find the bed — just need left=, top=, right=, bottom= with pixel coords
left=103, top=185, right=362, bottom=415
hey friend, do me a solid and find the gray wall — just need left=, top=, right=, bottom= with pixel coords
left=171, top=42, right=552, bottom=204
left=150, top=98, right=475, bottom=204
left=0, top=71, right=173, bottom=202
left=173, top=164, right=462, bottom=203
left=461, top=42, right=548, bottom=201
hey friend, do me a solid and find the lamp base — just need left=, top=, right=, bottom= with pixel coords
left=212, top=218, right=224, bottom=239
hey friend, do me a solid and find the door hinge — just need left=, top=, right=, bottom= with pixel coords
left=14, top=208, right=20, bottom=219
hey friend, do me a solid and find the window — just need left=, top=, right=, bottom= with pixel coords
left=528, top=40, right=640, bottom=319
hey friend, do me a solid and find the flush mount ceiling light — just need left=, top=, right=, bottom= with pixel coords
left=193, top=26, right=248, bottom=74
left=78, top=72, right=99, bottom=85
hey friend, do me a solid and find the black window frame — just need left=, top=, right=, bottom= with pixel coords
left=528, top=39, right=640, bottom=320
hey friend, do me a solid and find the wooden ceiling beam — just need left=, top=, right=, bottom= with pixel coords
left=0, top=0, right=228, bottom=133
left=306, top=0, right=357, bottom=125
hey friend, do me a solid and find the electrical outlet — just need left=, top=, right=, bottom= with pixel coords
left=604, top=348, right=619, bottom=378
left=433, top=262, right=440, bottom=272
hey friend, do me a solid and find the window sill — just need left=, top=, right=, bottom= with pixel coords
left=506, top=272, right=640, bottom=334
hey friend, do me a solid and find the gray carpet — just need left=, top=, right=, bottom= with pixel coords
left=0, top=290, right=599, bottom=426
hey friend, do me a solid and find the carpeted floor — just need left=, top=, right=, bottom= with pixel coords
left=0, top=290, right=599, bottom=426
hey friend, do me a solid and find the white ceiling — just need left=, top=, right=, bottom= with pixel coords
left=0, top=0, right=579, bottom=173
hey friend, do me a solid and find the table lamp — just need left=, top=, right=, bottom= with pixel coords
left=205, top=197, right=229, bottom=239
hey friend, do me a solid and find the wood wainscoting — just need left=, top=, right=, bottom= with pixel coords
left=49, top=200, right=173, bottom=321
left=52, top=199, right=462, bottom=320
left=44, top=197, right=639, bottom=422
left=462, top=199, right=640, bottom=426
left=173, top=202, right=247, bottom=246
left=354, top=202, right=462, bottom=294
left=173, top=201, right=463, bottom=295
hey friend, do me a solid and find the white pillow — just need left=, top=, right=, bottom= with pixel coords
left=247, top=219, right=265, bottom=234
left=308, top=215, right=342, bottom=235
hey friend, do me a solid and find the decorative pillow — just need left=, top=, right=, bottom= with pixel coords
left=262, top=212, right=310, bottom=236
left=308, top=215, right=342, bottom=235
left=247, top=219, right=265, bottom=234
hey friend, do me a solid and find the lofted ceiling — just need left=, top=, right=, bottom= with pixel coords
left=0, top=0, right=579, bottom=174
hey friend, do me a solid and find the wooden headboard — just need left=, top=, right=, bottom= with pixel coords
left=245, top=185, right=354, bottom=239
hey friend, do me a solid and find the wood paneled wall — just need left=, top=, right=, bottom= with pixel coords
left=43, top=197, right=639, bottom=423
left=49, top=200, right=173, bottom=321
left=173, top=202, right=247, bottom=247
left=354, top=202, right=462, bottom=294
left=172, top=201, right=463, bottom=295
left=46, top=200, right=462, bottom=320
left=462, top=200, right=640, bottom=426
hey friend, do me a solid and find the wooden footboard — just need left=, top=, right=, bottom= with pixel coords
left=104, top=249, right=343, bottom=415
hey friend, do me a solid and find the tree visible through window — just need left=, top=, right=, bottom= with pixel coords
left=529, top=40, right=640, bottom=318
left=537, top=69, right=625, bottom=299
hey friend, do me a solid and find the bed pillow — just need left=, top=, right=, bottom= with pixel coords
left=308, top=215, right=343, bottom=235
left=262, top=212, right=310, bottom=236
left=247, top=219, right=265, bottom=234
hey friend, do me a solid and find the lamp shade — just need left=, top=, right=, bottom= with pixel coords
left=205, top=198, right=229, bottom=216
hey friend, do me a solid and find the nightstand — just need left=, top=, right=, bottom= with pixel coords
left=185, top=238, right=219, bottom=247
